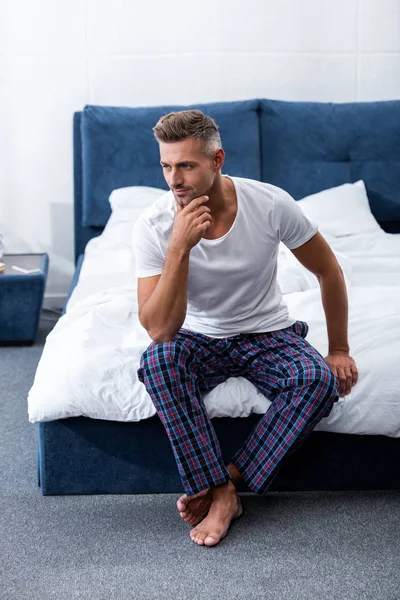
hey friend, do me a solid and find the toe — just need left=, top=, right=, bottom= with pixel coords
left=204, top=535, right=218, bottom=546
left=190, top=528, right=200, bottom=541
left=177, top=495, right=188, bottom=511
left=191, top=529, right=208, bottom=546
left=193, top=535, right=204, bottom=545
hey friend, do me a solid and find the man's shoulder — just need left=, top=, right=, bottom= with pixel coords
left=231, top=176, right=288, bottom=199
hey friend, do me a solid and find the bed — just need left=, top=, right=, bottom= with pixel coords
left=29, top=98, right=400, bottom=495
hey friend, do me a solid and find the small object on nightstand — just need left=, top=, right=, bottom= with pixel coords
left=11, top=265, right=41, bottom=274
left=0, top=261, right=5, bottom=274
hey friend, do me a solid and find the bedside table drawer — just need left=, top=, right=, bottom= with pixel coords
left=0, top=254, right=49, bottom=344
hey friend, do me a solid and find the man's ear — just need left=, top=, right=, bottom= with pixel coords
left=214, top=148, right=225, bottom=171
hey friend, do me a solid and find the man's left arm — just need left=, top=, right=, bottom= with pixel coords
left=290, top=232, right=358, bottom=397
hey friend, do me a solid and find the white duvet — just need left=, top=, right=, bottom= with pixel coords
left=27, top=183, right=400, bottom=438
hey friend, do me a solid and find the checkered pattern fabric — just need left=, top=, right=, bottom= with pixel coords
left=137, top=321, right=339, bottom=496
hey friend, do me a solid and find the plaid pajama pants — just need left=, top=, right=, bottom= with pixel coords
left=137, top=320, right=339, bottom=497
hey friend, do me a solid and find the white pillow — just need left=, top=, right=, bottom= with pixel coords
left=95, top=186, right=166, bottom=249
left=108, top=185, right=167, bottom=213
left=297, top=180, right=381, bottom=238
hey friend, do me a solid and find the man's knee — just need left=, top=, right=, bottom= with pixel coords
left=138, top=337, right=193, bottom=383
left=302, top=359, right=340, bottom=406
left=143, top=336, right=192, bottom=364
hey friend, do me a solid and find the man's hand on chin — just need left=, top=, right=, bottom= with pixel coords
left=324, top=352, right=358, bottom=398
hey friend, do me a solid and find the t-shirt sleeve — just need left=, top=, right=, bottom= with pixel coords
left=273, top=188, right=318, bottom=249
left=132, top=217, right=164, bottom=278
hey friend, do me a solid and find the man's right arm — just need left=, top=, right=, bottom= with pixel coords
left=138, top=245, right=190, bottom=343
left=137, top=195, right=211, bottom=343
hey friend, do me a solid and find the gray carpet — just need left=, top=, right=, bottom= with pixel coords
left=1, top=315, right=399, bottom=600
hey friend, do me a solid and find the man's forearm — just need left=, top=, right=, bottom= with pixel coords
left=318, top=267, right=350, bottom=354
left=139, top=246, right=190, bottom=343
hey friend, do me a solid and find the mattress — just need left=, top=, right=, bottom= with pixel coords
left=27, top=201, right=400, bottom=437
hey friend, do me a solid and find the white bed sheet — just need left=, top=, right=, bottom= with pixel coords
left=27, top=229, right=400, bottom=437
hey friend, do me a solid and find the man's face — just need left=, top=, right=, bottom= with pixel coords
left=159, top=138, right=219, bottom=207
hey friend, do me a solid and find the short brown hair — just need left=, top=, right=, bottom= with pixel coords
left=153, top=109, right=222, bottom=157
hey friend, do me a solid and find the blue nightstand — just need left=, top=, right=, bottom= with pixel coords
left=0, top=253, right=49, bottom=345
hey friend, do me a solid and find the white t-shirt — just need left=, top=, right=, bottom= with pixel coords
left=132, top=175, right=318, bottom=338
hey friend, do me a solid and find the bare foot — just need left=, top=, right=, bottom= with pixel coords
left=177, top=489, right=213, bottom=526
left=190, top=492, right=243, bottom=547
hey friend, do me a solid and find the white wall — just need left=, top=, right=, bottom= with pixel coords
left=1, top=0, right=399, bottom=308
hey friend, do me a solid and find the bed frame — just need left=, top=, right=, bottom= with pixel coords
left=37, top=99, right=400, bottom=494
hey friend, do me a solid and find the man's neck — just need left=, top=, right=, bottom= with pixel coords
left=207, top=175, right=236, bottom=218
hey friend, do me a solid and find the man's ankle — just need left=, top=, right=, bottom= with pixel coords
left=210, top=464, right=243, bottom=498
left=227, top=463, right=244, bottom=487
left=213, top=478, right=237, bottom=498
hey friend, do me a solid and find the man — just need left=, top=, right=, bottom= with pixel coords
left=133, top=109, right=358, bottom=548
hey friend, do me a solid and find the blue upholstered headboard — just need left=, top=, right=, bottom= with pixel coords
left=73, top=99, right=400, bottom=262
